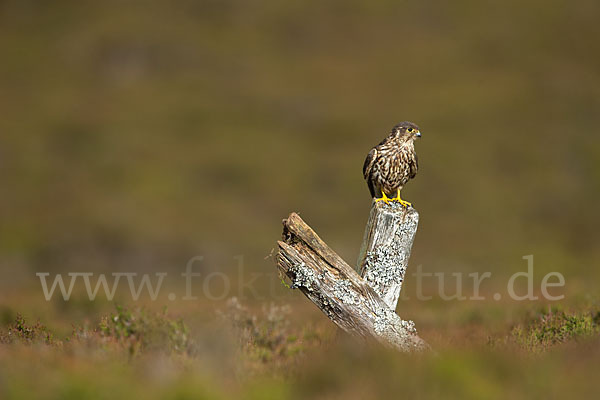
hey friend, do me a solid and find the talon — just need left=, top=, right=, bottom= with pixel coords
left=392, top=189, right=412, bottom=208
left=374, top=192, right=391, bottom=204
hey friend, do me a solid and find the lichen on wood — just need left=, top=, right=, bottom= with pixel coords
left=357, top=201, right=419, bottom=310
left=276, top=212, right=428, bottom=352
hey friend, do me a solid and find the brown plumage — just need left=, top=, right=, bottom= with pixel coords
left=363, top=122, right=421, bottom=206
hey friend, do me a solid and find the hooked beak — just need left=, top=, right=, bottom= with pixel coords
left=416, top=130, right=421, bottom=138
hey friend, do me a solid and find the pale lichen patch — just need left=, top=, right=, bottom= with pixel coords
left=358, top=201, right=419, bottom=310
left=333, top=279, right=360, bottom=305
left=371, top=303, right=422, bottom=351
left=364, top=246, right=407, bottom=290
left=290, top=262, right=317, bottom=291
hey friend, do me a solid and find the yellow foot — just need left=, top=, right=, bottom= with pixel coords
left=396, top=198, right=412, bottom=208
left=389, top=189, right=412, bottom=208
left=374, top=192, right=391, bottom=204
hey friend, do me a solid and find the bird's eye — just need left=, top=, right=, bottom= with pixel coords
left=407, top=128, right=413, bottom=132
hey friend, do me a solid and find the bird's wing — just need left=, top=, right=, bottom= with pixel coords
left=363, top=148, right=378, bottom=197
left=409, top=152, right=418, bottom=179
left=363, top=148, right=377, bottom=179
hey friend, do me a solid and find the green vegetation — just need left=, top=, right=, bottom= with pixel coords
left=0, top=306, right=193, bottom=355
left=1, top=0, right=599, bottom=398
left=0, top=314, right=57, bottom=346
left=1, top=302, right=600, bottom=399
left=218, top=298, right=325, bottom=372
left=98, top=305, right=192, bottom=356
left=508, top=307, right=600, bottom=353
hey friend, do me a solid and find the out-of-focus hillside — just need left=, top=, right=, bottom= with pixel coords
left=1, top=2, right=600, bottom=399
left=1, top=0, right=599, bottom=290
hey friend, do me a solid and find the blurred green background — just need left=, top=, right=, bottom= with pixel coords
left=1, top=0, right=599, bottom=292
left=1, top=1, right=600, bottom=399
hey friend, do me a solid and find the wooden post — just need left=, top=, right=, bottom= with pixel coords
left=357, top=201, right=419, bottom=310
left=276, top=213, right=428, bottom=352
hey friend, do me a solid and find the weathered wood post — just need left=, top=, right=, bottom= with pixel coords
left=357, top=201, right=419, bottom=310
left=276, top=206, right=428, bottom=352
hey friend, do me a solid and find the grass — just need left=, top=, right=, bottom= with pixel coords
left=98, top=305, right=192, bottom=356
left=0, top=314, right=57, bottom=346
left=217, top=297, right=327, bottom=375
left=1, top=299, right=599, bottom=399
left=506, top=307, right=600, bottom=353
left=1, top=305, right=193, bottom=356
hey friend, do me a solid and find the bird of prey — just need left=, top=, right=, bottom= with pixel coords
left=363, top=122, right=421, bottom=207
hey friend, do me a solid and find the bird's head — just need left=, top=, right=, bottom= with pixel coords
left=392, top=121, right=421, bottom=141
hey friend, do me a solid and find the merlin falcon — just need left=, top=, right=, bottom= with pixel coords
left=363, top=122, right=421, bottom=207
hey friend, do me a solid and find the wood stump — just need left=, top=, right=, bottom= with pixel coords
left=276, top=202, right=428, bottom=352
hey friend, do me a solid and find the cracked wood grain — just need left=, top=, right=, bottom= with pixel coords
left=276, top=211, right=428, bottom=352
